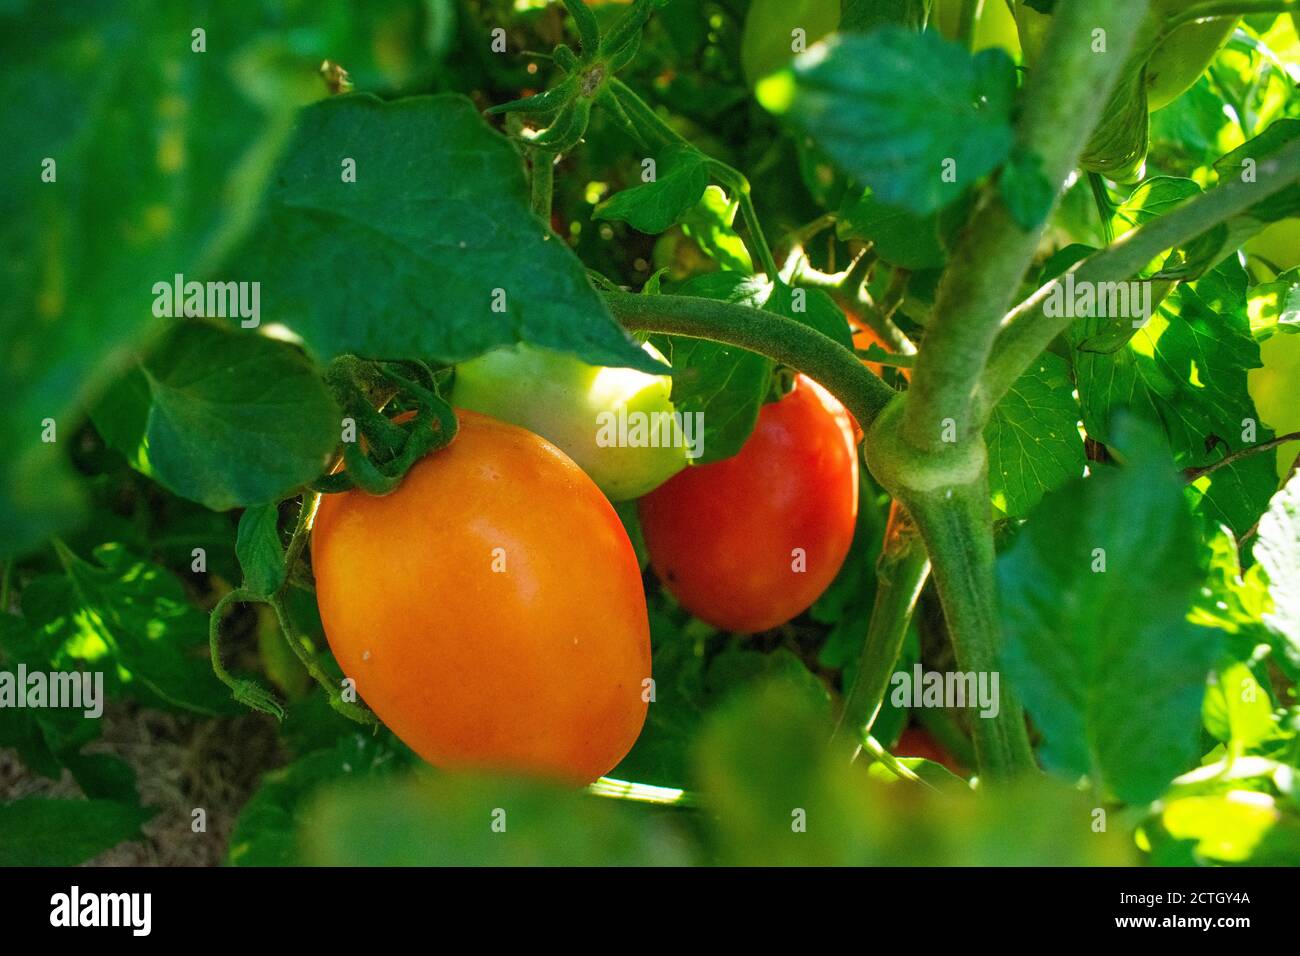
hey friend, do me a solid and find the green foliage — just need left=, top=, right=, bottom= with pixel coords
left=761, top=28, right=1017, bottom=215
left=2, top=0, right=1299, bottom=869
left=998, top=420, right=1221, bottom=803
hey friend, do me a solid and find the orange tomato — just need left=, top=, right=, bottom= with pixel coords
left=312, top=409, right=650, bottom=783
left=638, top=376, right=859, bottom=633
left=852, top=322, right=909, bottom=381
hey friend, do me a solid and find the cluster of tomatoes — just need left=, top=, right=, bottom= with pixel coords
left=310, top=341, right=862, bottom=783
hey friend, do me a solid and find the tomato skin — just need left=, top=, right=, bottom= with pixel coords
left=895, top=726, right=968, bottom=776
left=452, top=342, right=688, bottom=502
left=638, top=376, right=859, bottom=633
left=740, top=0, right=840, bottom=87
left=311, top=410, right=650, bottom=783
left=1248, top=330, right=1300, bottom=482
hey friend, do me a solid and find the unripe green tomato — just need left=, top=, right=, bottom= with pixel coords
left=1145, top=4, right=1237, bottom=111
left=1245, top=218, right=1300, bottom=276
left=1014, top=2, right=1052, bottom=68
left=1248, top=330, right=1300, bottom=482
left=452, top=341, right=689, bottom=501
left=740, top=0, right=840, bottom=87
left=935, top=0, right=1021, bottom=57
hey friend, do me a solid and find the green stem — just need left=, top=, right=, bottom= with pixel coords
left=0, top=561, right=11, bottom=612
left=531, top=149, right=556, bottom=220
left=1165, top=0, right=1296, bottom=33
left=269, top=592, right=379, bottom=727
left=208, top=587, right=286, bottom=719
left=903, top=479, right=1035, bottom=779
left=958, top=0, right=982, bottom=49
left=982, top=134, right=1300, bottom=411
left=602, top=290, right=896, bottom=430
left=833, top=503, right=931, bottom=744
left=707, top=160, right=781, bottom=280
left=901, top=0, right=1151, bottom=452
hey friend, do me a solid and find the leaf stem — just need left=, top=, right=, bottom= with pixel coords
left=602, top=290, right=896, bottom=430
left=833, top=502, right=931, bottom=744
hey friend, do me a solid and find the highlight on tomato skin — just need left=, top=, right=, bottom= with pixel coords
left=311, top=409, right=651, bottom=785
left=638, top=375, right=859, bottom=634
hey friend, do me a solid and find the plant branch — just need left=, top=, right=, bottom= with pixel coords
left=832, top=502, right=931, bottom=744
left=982, top=135, right=1300, bottom=410
left=1184, top=431, right=1300, bottom=481
left=901, top=0, right=1151, bottom=453
left=602, top=290, right=896, bottom=430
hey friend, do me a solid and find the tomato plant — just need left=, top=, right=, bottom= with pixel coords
left=3, top=0, right=1300, bottom=876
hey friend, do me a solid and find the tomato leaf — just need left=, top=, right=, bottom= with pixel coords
left=228, top=734, right=412, bottom=866
left=236, top=504, right=287, bottom=598
left=34, top=542, right=240, bottom=716
left=985, top=352, right=1085, bottom=518
left=761, top=29, right=1017, bottom=216
left=652, top=273, right=773, bottom=463
left=0, top=798, right=154, bottom=867
left=836, top=191, right=947, bottom=269
left=1072, top=275, right=1279, bottom=536
left=235, top=93, right=661, bottom=373
left=594, top=144, right=711, bottom=234
left=139, top=322, right=340, bottom=512
left=997, top=418, right=1222, bottom=803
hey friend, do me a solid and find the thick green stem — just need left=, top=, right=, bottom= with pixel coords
left=903, top=479, right=1036, bottom=779
left=902, top=0, right=1150, bottom=452
left=833, top=503, right=931, bottom=744
left=982, top=135, right=1300, bottom=410
left=602, top=290, right=896, bottom=430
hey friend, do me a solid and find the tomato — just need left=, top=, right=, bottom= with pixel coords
left=1245, top=218, right=1300, bottom=277
left=1017, top=0, right=1235, bottom=111
left=935, top=0, right=1022, bottom=58
left=311, top=409, right=650, bottom=783
left=895, top=726, right=968, bottom=776
left=851, top=321, right=910, bottom=382
left=452, top=341, right=689, bottom=501
left=1248, top=330, right=1300, bottom=482
left=1145, top=5, right=1237, bottom=111
left=638, top=375, right=859, bottom=633
left=740, top=0, right=839, bottom=87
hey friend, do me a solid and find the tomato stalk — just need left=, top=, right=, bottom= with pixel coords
left=602, top=289, right=896, bottom=431
left=983, top=133, right=1300, bottom=410
left=530, top=148, right=556, bottom=220
left=902, top=0, right=1151, bottom=454
left=832, top=501, right=931, bottom=745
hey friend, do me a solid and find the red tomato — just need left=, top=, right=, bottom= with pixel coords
left=638, top=375, right=859, bottom=632
left=312, top=409, right=650, bottom=783
left=895, top=726, right=968, bottom=777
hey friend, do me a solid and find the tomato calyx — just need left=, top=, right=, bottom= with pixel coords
left=314, top=356, right=458, bottom=497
